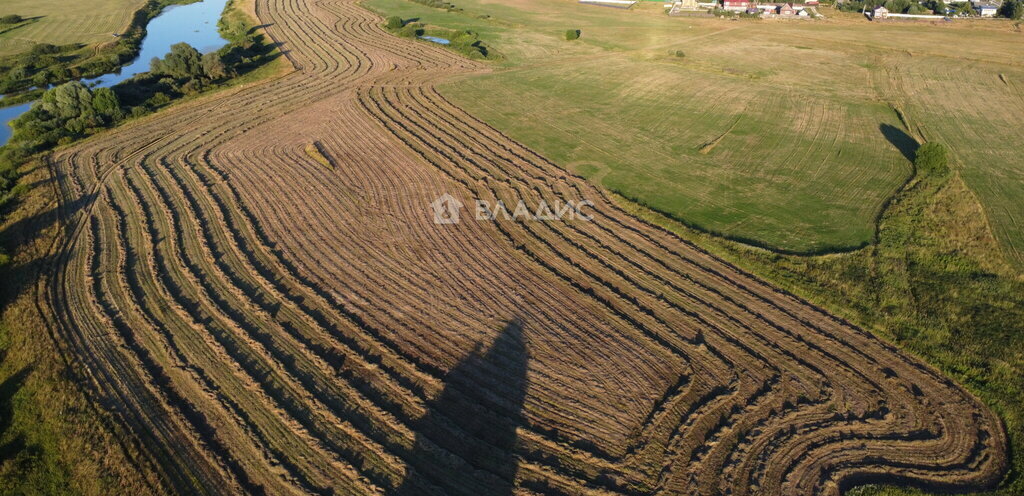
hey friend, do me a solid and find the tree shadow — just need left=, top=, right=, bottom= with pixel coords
left=0, top=352, right=33, bottom=463
left=248, top=23, right=274, bottom=34
left=0, top=172, right=94, bottom=312
left=880, top=123, right=919, bottom=163
left=391, top=318, right=529, bottom=496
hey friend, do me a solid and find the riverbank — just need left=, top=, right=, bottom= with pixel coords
left=0, top=0, right=201, bottom=97
left=0, top=0, right=285, bottom=488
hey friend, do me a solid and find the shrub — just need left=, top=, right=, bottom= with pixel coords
left=914, top=142, right=949, bottom=176
left=0, top=15, right=22, bottom=25
left=150, top=43, right=204, bottom=79
left=386, top=16, right=404, bottom=30
left=999, top=0, right=1023, bottom=18
left=398, top=24, right=422, bottom=38
left=885, top=0, right=911, bottom=12
left=673, top=50, right=685, bottom=58
left=955, top=2, right=977, bottom=15
left=29, top=43, right=60, bottom=56
left=923, top=0, right=948, bottom=13
left=565, top=29, right=580, bottom=41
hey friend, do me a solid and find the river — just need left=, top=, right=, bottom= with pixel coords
left=0, top=0, right=230, bottom=146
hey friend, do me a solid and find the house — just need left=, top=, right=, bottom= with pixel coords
left=778, top=2, right=797, bottom=15
left=722, top=0, right=751, bottom=11
left=872, top=5, right=889, bottom=18
left=975, top=4, right=998, bottom=15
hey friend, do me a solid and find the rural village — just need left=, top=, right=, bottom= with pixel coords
left=652, top=0, right=1010, bottom=19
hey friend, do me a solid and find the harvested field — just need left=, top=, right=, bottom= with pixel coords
left=0, top=0, right=147, bottom=56
left=38, top=0, right=1008, bottom=494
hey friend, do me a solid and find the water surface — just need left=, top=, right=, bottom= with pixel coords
left=0, top=103, right=32, bottom=145
left=0, top=0, right=230, bottom=146
left=420, top=36, right=451, bottom=45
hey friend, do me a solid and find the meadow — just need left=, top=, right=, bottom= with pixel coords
left=0, top=0, right=1017, bottom=493
left=363, top=1, right=1024, bottom=493
left=0, top=0, right=147, bottom=56
left=365, top=0, right=1024, bottom=260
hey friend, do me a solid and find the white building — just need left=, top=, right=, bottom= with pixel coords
left=975, top=4, right=998, bottom=16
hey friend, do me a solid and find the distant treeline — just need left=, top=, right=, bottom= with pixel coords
left=839, top=0, right=1022, bottom=16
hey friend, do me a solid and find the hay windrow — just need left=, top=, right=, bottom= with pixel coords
left=34, top=0, right=1010, bottom=494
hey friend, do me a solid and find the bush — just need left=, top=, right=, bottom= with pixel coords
left=150, top=43, right=204, bottom=79
left=999, top=0, right=1023, bottom=18
left=386, top=16, right=404, bottom=30
left=398, top=24, right=422, bottom=38
left=565, top=29, right=580, bottom=41
left=9, top=81, right=125, bottom=150
left=29, top=43, right=60, bottom=56
left=914, top=142, right=949, bottom=176
left=923, top=0, right=948, bottom=14
left=0, top=15, right=22, bottom=25
left=955, top=2, right=977, bottom=15
left=673, top=50, right=685, bottom=58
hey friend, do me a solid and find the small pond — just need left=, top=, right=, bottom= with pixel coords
left=420, top=36, right=450, bottom=45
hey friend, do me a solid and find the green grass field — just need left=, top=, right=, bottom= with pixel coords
left=362, top=3, right=1024, bottom=492
left=0, top=0, right=147, bottom=56
left=365, top=0, right=1024, bottom=260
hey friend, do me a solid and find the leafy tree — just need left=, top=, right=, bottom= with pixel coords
left=565, top=29, right=580, bottom=41
left=998, top=0, right=1023, bottom=18
left=150, top=42, right=204, bottom=79
left=398, top=23, right=422, bottom=38
left=6, top=64, right=28, bottom=81
left=0, top=14, right=22, bottom=24
left=914, top=142, right=949, bottom=176
left=201, top=51, right=229, bottom=79
left=29, top=43, right=60, bottom=56
left=907, top=4, right=929, bottom=13
left=91, top=87, right=124, bottom=121
left=884, top=0, right=911, bottom=12
left=10, top=82, right=123, bottom=149
left=923, top=0, right=948, bottom=13
left=386, top=16, right=404, bottom=29
left=955, top=2, right=977, bottom=15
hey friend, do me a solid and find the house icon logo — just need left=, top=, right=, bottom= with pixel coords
left=431, top=194, right=463, bottom=225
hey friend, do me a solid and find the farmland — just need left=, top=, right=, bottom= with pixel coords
left=0, top=0, right=999, bottom=493
left=0, top=0, right=147, bottom=56
left=363, top=0, right=1024, bottom=259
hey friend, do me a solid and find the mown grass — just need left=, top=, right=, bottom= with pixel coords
left=0, top=0, right=147, bottom=56
left=0, top=161, right=160, bottom=495
left=0, top=0, right=287, bottom=492
left=618, top=158, right=1024, bottom=494
left=366, top=0, right=1024, bottom=261
left=364, top=0, right=1024, bottom=491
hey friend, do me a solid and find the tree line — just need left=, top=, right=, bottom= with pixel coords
left=839, top=0, right=1022, bottom=16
